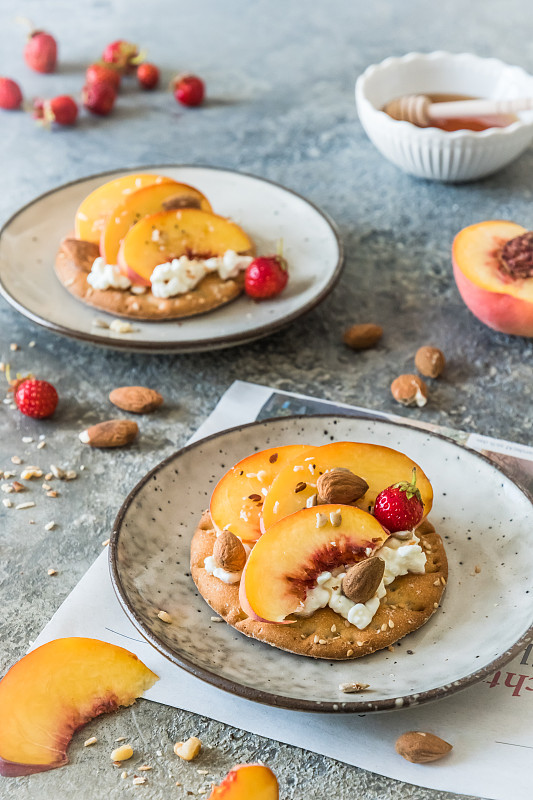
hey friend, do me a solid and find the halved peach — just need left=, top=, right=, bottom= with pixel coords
left=74, top=173, right=176, bottom=243
left=261, top=442, right=433, bottom=531
left=210, top=445, right=312, bottom=543
left=208, top=763, right=279, bottom=799
left=244, top=505, right=389, bottom=622
left=100, top=182, right=213, bottom=266
left=452, top=220, right=533, bottom=336
left=0, top=638, right=158, bottom=776
left=117, top=208, right=255, bottom=285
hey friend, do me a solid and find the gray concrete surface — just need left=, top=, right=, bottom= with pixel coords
left=1, top=0, right=532, bottom=797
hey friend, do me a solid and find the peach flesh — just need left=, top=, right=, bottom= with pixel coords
left=208, top=763, right=279, bottom=799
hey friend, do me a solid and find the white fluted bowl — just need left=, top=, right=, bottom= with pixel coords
left=356, top=51, right=533, bottom=182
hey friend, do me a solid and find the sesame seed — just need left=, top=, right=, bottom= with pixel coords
left=346, top=649, right=354, bottom=657
left=157, top=610, right=172, bottom=623
left=433, top=602, right=439, bottom=608
left=84, top=737, right=97, bottom=746
left=138, top=765, right=152, bottom=771
left=102, top=538, right=110, bottom=547
left=37, top=441, right=46, bottom=449
left=313, top=635, right=319, bottom=644
left=331, top=624, right=336, bottom=633
left=388, top=619, right=394, bottom=628
left=45, top=521, right=56, bottom=531
left=440, top=576, right=446, bottom=585
left=132, top=776, right=146, bottom=785
left=381, top=623, right=388, bottom=632
left=47, top=568, right=57, bottom=576
left=318, top=638, right=327, bottom=645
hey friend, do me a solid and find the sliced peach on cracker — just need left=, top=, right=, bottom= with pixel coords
left=208, top=763, right=279, bottom=799
left=100, top=182, right=213, bottom=265
left=74, top=173, right=176, bottom=243
left=0, top=637, right=158, bottom=776
left=117, top=208, right=255, bottom=285
left=243, top=505, right=389, bottom=622
left=210, top=444, right=312, bottom=543
left=261, top=442, right=433, bottom=531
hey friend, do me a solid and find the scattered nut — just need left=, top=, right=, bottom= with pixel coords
left=212, top=530, right=246, bottom=572
left=132, top=776, right=146, bottom=785
left=50, top=465, right=65, bottom=479
left=12, top=481, right=26, bottom=493
left=47, top=568, right=57, bottom=576
left=395, top=731, right=453, bottom=763
left=174, top=737, right=202, bottom=761
left=20, top=467, right=43, bottom=480
left=329, top=509, right=342, bottom=526
left=45, top=521, right=56, bottom=531
left=157, top=610, right=173, bottom=623
left=342, top=557, right=385, bottom=604
left=84, top=736, right=98, bottom=747
left=391, top=374, right=428, bottom=407
left=343, top=323, right=383, bottom=350
left=110, top=744, right=134, bottom=761
left=109, top=319, right=136, bottom=334
left=79, top=420, right=139, bottom=448
left=339, top=682, right=370, bottom=693
left=109, top=386, right=164, bottom=414
left=415, top=346, right=446, bottom=378
left=317, top=469, right=369, bottom=504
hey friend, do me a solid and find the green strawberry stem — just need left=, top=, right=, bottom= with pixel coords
left=393, top=468, right=422, bottom=503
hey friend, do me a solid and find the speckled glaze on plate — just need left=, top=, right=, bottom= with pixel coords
left=0, top=165, right=343, bottom=353
left=109, top=415, right=533, bottom=713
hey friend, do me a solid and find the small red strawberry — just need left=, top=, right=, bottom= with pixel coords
left=86, top=62, right=121, bottom=91
left=102, top=40, right=141, bottom=73
left=0, top=78, right=23, bottom=110
left=82, top=82, right=116, bottom=116
left=14, top=379, right=58, bottom=419
left=24, top=30, right=57, bottom=73
left=34, top=95, right=78, bottom=126
left=137, top=62, right=159, bottom=90
left=373, top=469, right=424, bottom=533
left=244, top=251, right=289, bottom=299
left=173, top=74, right=205, bottom=107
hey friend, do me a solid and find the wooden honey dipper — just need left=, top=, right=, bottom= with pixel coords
left=384, top=94, right=533, bottom=126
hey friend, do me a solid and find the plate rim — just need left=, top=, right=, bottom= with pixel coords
left=0, top=164, right=344, bottom=353
left=109, top=413, right=533, bottom=713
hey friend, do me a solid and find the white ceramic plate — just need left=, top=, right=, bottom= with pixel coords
left=0, top=166, right=343, bottom=353
left=110, top=415, right=533, bottom=712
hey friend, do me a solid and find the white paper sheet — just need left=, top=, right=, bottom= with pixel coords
left=32, top=381, right=533, bottom=800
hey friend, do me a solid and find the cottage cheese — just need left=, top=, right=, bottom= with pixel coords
left=150, top=250, right=253, bottom=299
left=204, top=540, right=251, bottom=585
left=87, top=257, right=132, bottom=290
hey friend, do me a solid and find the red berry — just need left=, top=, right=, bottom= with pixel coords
left=244, top=255, right=289, bottom=299
left=102, top=40, right=139, bottom=74
left=0, top=78, right=23, bottom=110
left=86, top=62, right=121, bottom=91
left=173, top=74, right=205, bottom=107
left=82, top=82, right=116, bottom=116
left=373, top=469, right=424, bottom=533
left=137, top=62, right=159, bottom=90
left=34, top=95, right=78, bottom=126
left=24, top=30, right=57, bottom=73
left=15, top=379, right=58, bottom=419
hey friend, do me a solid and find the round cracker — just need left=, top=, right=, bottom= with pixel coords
left=191, top=513, right=448, bottom=660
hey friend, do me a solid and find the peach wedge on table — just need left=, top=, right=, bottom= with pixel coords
left=100, top=181, right=213, bottom=266
left=261, top=441, right=433, bottom=531
left=242, top=505, right=389, bottom=623
left=210, top=444, right=312, bottom=542
left=0, top=637, right=158, bottom=777
left=117, top=208, right=255, bottom=285
left=74, top=173, right=177, bottom=243
left=208, top=763, right=279, bottom=799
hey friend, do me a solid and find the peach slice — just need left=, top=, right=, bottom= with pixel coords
left=210, top=444, right=312, bottom=542
left=244, top=505, right=389, bottom=622
left=208, top=763, right=279, bottom=799
left=452, top=220, right=533, bottom=336
left=0, top=637, right=158, bottom=776
left=100, top=182, right=213, bottom=266
left=117, top=208, right=255, bottom=285
left=74, top=173, right=176, bottom=243
left=261, top=442, right=433, bottom=531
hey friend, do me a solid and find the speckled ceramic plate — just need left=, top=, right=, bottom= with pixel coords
left=0, top=166, right=343, bottom=353
left=109, top=415, right=533, bottom=712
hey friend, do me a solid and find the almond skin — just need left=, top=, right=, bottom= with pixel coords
left=212, top=531, right=246, bottom=572
left=109, top=386, right=164, bottom=414
left=79, top=420, right=138, bottom=448
left=415, top=346, right=446, bottom=378
left=395, top=731, right=453, bottom=763
left=391, top=374, right=428, bottom=407
left=317, top=469, right=369, bottom=504
left=61, top=238, right=100, bottom=272
left=343, top=323, right=383, bottom=350
left=342, top=556, right=384, bottom=604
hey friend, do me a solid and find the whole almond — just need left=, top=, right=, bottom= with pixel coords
left=79, top=420, right=138, bottom=448
left=342, top=556, right=384, bottom=604
left=343, top=323, right=383, bottom=350
left=395, top=731, right=453, bottom=763
left=391, top=374, right=428, bottom=407
left=61, top=238, right=100, bottom=272
left=415, top=346, right=446, bottom=378
left=317, top=469, right=369, bottom=504
left=212, top=531, right=246, bottom=572
left=109, top=386, right=164, bottom=414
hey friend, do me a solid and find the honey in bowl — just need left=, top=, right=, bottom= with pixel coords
left=385, top=93, right=519, bottom=131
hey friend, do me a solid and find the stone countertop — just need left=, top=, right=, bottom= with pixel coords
left=0, top=0, right=532, bottom=798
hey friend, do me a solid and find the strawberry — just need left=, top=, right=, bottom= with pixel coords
left=137, top=62, right=159, bottom=90
left=14, top=379, right=58, bottom=419
left=172, top=74, right=205, bottom=107
left=102, top=40, right=140, bottom=74
left=373, top=469, right=424, bottom=533
left=244, top=253, right=289, bottom=299
left=34, top=95, right=78, bottom=126
left=24, top=30, right=57, bottom=73
left=86, top=62, right=121, bottom=91
left=82, top=82, right=116, bottom=116
left=0, top=78, right=23, bottom=110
